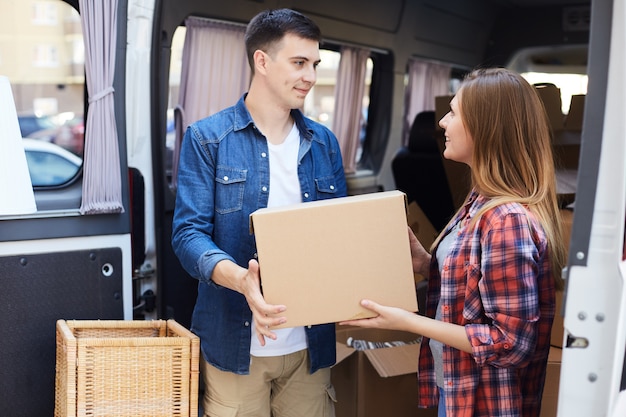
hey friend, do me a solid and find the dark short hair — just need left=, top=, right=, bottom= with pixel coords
left=244, top=8, right=322, bottom=71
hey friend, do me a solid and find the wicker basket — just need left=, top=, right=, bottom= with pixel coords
left=54, top=319, right=199, bottom=417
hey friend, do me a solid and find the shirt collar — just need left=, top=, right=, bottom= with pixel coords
left=232, top=94, right=314, bottom=140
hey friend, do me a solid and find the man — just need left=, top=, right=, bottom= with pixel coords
left=172, top=8, right=347, bottom=417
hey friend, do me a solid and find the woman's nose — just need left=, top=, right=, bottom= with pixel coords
left=439, top=113, right=449, bottom=129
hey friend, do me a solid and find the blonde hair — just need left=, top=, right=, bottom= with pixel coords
left=436, top=68, right=566, bottom=290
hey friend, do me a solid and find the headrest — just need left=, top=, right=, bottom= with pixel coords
left=408, top=111, right=438, bottom=153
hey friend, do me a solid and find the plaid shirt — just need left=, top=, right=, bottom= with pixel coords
left=418, top=190, right=556, bottom=417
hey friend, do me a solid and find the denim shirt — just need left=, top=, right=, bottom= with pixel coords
left=172, top=95, right=348, bottom=375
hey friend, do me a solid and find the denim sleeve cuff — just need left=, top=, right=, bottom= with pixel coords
left=197, top=250, right=235, bottom=285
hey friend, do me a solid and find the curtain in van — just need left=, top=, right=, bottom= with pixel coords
left=79, top=0, right=124, bottom=214
left=402, top=59, right=451, bottom=147
left=332, top=46, right=370, bottom=174
left=171, top=17, right=250, bottom=190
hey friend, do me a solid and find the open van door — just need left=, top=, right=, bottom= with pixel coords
left=557, top=0, right=626, bottom=415
left=0, top=1, right=133, bottom=415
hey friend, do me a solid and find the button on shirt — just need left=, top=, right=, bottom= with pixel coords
left=171, top=94, right=347, bottom=374
left=418, top=190, right=556, bottom=417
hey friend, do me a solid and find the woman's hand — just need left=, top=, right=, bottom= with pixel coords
left=408, top=227, right=431, bottom=277
left=342, top=299, right=474, bottom=354
left=339, top=299, right=418, bottom=333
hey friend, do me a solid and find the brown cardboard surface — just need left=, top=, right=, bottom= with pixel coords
left=564, top=94, right=585, bottom=131
left=334, top=326, right=560, bottom=417
left=435, top=135, right=471, bottom=210
left=435, top=94, right=472, bottom=209
left=251, top=191, right=418, bottom=328
left=407, top=201, right=438, bottom=250
left=551, top=290, right=565, bottom=347
left=407, top=201, right=438, bottom=282
left=333, top=326, right=437, bottom=417
left=535, top=84, right=565, bottom=131
left=335, top=326, right=420, bottom=377
left=540, top=347, right=562, bottom=417
left=552, top=208, right=574, bottom=347
left=435, top=95, right=454, bottom=129
left=364, top=343, right=418, bottom=377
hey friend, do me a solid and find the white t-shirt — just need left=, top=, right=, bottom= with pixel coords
left=250, top=123, right=308, bottom=357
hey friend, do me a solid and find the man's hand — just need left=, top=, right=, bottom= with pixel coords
left=212, top=258, right=287, bottom=346
left=241, top=259, right=287, bottom=346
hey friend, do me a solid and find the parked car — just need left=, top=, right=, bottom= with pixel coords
left=48, top=116, right=85, bottom=156
left=22, top=138, right=82, bottom=187
left=19, top=113, right=85, bottom=157
left=17, top=113, right=59, bottom=137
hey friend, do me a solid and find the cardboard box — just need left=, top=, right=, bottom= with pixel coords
left=250, top=191, right=418, bottom=328
left=551, top=290, right=565, bottom=347
left=535, top=84, right=565, bottom=132
left=540, top=347, right=562, bottom=417
left=551, top=208, right=574, bottom=347
left=432, top=100, right=473, bottom=210
left=406, top=201, right=438, bottom=251
left=333, top=326, right=438, bottom=417
left=435, top=95, right=454, bottom=130
left=333, top=328, right=560, bottom=417
left=564, top=94, right=585, bottom=131
left=406, top=201, right=438, bottom=282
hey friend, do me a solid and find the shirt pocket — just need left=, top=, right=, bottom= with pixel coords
left=215, top=166, right=247, bottom=214
left=314, top=175, right=339, bottom=199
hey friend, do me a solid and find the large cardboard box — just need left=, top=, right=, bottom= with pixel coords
left=564, top=94, right=585, bottom=131
left=333, top=327, right=560, bottom=417
left=406, top=201, right=438, bottom=251
left=250, top=191, right=418, bottom=328
left=552, top=208, right=574, bottom=347
left=435, top=95, right=454, bottom=130
left=333, top=326, right=438, bottom=417
left=406, top=201, right=438, bottom=283
left=535, top=83, right=565, bottom=132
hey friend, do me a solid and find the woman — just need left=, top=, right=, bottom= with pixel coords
left=341, top=67, right=567, bottom=417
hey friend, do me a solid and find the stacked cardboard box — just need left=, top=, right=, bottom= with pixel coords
left=333, top=326, right=437, bottom=417
left=540, top=347, right=562, bottom=417
left=535, top=83, right=565, bottom=132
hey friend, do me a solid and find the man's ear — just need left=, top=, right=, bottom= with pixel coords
left=253, top=50, right=268, bottom=75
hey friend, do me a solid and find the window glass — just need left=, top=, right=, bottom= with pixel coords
left=303, top=49, right=340, bottom=127
left=166, top=30, right=373, bottom=173
left=0, top=0, right=84, bottom=188
left=165, top=26, right=186, bottom=183
left=302, top=49, right=373, bottom=164
left=23, top=139, right=82, bottom=187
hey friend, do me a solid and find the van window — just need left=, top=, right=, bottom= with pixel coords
left=1, top=0, right=84, bottom=188
left=521, top=72, right=588, bottom=114
left=302, top=49, right=373, bottom=164
left=508, top=45, right=588, bottom=114
left=166, top=26, right=373, bottom=180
